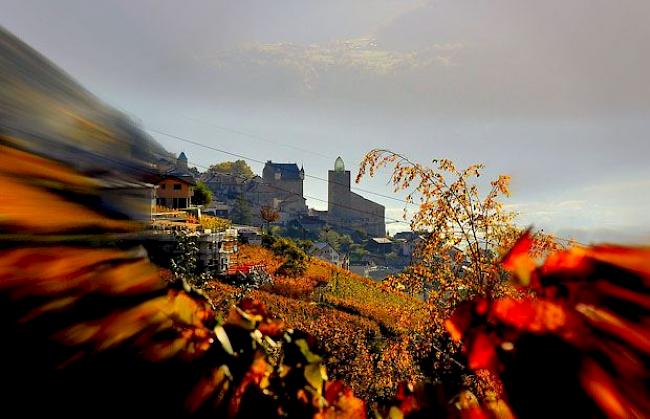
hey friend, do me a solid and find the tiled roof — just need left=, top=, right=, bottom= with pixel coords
left=163, top=169, right=196, bottom=185
left=310, top=242, right=339, bottom=255
left=312, top=242, right=330, bottom=250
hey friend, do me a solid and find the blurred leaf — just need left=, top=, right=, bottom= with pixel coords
left=304, top=362, right=327, bottom=393
left=215, top=325, right=234, bottom=355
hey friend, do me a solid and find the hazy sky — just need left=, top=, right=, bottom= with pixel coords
left=3, top=0, right=649, bottom=242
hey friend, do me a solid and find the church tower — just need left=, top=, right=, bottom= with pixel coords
left=176, top=152, right=188, bottom=173
left=328, top=156, right=351, bottom=219
left=326, top=156, right=386, bottom=237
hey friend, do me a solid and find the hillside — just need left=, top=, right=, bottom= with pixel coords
left=205, top=245, right=432, bottom=402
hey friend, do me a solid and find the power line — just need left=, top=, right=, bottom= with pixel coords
left=150, top=128, right=260, bottom=164
left=184, top=116, right=335, bottom=160
left=151, top=128, right=589, bottom=245
left=183, top=159, right=410, bottom=226
left=190, top=162, right=588, bottom=245
left=188, top=160, right=590, bottom=247
left=148, top=127, right=409, bottom=205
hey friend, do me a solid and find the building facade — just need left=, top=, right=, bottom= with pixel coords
left=260, top=161, right=308, bottom=219
left=197, top=157, right=385, bottom=238
left=156, top=152, right=196, bottom=209
left=327, top=157, right=385, bottom=237
left=202, top=160, right=309, bottom=225
left=309, top=242, right=341, bottom=266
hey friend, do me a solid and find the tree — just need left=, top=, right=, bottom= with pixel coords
left=319, top=227, right=341, bottom=251
left=283, top=219, right=314, bottom=240
left=192, top=180, right=212, bottom=206
left=231, top=193, right=252, bottom=225
left=357, top=149, right=558, bottom=310
left=318, top=228, right=353, bottom=253
left=271, top=237, right=308, bottom=277
left=296, top=239, right=314, bottom=254
left=352, top=229, right=368, bottom=243
left=260, top=205, right=280, bottom=234
left=169, top=231, right=209, bottom=288
left=338, top=234, right=354, bottom=254
left=349, top=243, right=368, bottom=262
left=207, top=160, right=254, bottom=178
left=188, top=166, right=201, bottom=177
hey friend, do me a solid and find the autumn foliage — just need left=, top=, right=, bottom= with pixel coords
left=2, top=139, right=648, bottom=417
left=5, top=30, right=647, bottom=417
left=357, top=149, right=561, bottom=311
left=440, top=233, right=650, bottom=418
left=212, top=244, right=432, bottom=402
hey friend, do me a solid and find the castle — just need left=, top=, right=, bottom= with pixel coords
left=200, top=156, right=385, bottom=237
left=261, top=161, right=308, bottom=218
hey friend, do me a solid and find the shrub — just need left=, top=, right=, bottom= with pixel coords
left=200, top=215, right=230, bottom=232
left=272, top=238, right=308, bottom=277
left=261, top=233, right=277, bottom=248
left=276, top=258, right=308, bottom=277
left=296, top=239, right=314, bottom=254
left=192, top=180, right=212, bottom=206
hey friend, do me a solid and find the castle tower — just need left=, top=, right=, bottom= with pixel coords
left=328, top=156, right=351, bottom=219
left=260, top=161, right=307, bottom=215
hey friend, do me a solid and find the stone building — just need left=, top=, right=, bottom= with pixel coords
left=327, top=157, right=385, bottom=237
left=200, top=160, right=308, bottom=224
left=198, top=157, right=384, bottom=238
left=260, top=161, right=308, bottom=219
left=199, top=170, right=249, bottom=201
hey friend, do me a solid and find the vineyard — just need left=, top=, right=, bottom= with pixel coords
left=2, top=21, right=648, bottom=417
left=206, top=244, right=434, bottom=402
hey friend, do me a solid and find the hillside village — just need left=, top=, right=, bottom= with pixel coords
left=5, top=13, right=647, bottom=417
left=149, top=151, right=422, bottom=280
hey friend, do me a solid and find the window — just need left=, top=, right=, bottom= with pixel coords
left=160, top=184, right=166, bottom=189
left=173, top=183, right=182, bottom=190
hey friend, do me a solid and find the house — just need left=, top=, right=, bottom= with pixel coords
left=260, top=161, right=308, bottom=219
left=394, top=234, right=426, bottom=258
left=309, top=242, right=341, bottom=266
left=200, top=171, right=248, bottom=201
left=349, top=263, right=370, bottom=278
left=156, top=173, right=195, bottom=209
left=156, top=153, right=196, bottom=209
left=367, top=237, right=393, bottom=254
left=203, top=201, right=231, bottom=218
left=393, top=231, right=419, bottom=241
